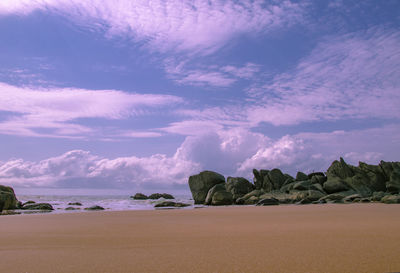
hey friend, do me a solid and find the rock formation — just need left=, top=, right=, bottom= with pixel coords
left=188, top=158, right=400, bottom=206
left=0, top=185, right=18, bottom=210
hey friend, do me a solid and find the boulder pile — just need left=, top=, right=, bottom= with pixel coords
left=188, top=158, right=400, bottom=206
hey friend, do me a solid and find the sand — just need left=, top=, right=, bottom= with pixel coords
left=0, top=204, right=399, bottom=273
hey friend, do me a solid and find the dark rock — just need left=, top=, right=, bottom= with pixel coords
left=381, top=195, right=400, bottom=204
left=245, top=196, right=259, bottom=205
left=252, top=169, right=263, bottom=190
left=22, top=203, right=54, bottom=210
left=205, top=184, right=227, bottom=205
left=148, top=193, right=175, bottom=200
left=361, top=198, right=371, bottom=203
left=262, top=175, right=273, bottom=192
left=297, top=198, right=312, bottom=204
left=280, top=182, right=296, bottom=193
left=226, top=177, right=254, bottom=201
left=358, top=162, right=386, bottom=191
left=319, top=191, right=356, bottom=202
left=188, top=171, right=225, bottom=204
left=154, top=201, right=190, bottom=208
left=0, top=200, right=4, bottom=213
left=326, top=157, right=354, bottom=179
left=371, top=191, right=386, bottom=201
left=259, top=191, right=304, bottom=204
left=68, top=202, right=83, bottom=206
left=65, top=207, right=80, bottom=210
left=131, top=193, right=148, bottom=200
left=242, top=190, right=263, bottom=200
left=310, top=175, right=327, bottom=185
left=268, top=169, right=286, bottom=190
left=343, top=194, right=362, bottom=203
left=0, top=185, right=18, bottom=210
left=305, top=190, right=326, bottom=201
left=293, top=180, right=313, bottom=191
left=323, top=176, right=349, bottom=193
left=257, top=198, right=279, bottom=206
left=296, top=172, right=309, bottom=181
left=23, top=200, right=36, bottom=206
left=342, top=173, right=373, bottom=196
left=211, top=191, right=233, bottom=206
left=386, top=169, right=400, bottom=193
left=235, top=197, right=245, bottom=205
left=308, top=172, right=325, bottom=179
left=84, top=205, right=105, bottom=210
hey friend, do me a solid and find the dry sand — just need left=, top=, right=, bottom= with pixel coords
left=0, top=204, right=399, bottom=273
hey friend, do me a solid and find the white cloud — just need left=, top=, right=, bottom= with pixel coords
left=0, top=82, right=182, bottom=138
left=0, top=0, right=307, bottom=55
left=0, top=150, right=200, bottom=188
left=3, top=124, right=398, bottom=189
left=246, top=27, right=400, bottom=125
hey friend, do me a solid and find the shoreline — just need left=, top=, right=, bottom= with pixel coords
left=1, top=204, right=399, bottom=273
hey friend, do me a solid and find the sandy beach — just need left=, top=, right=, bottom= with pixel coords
left=0, top=204, right=399, bottom=273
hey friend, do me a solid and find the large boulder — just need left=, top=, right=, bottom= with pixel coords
left=205, top=184, right=227, bottom=205
left=252, top=169, right=263, bottom=190
left=326, top=157, right=355, bottom=179
left=267, top=169, right=286, bottom=190
left=211, top=191, right=233, bottom=206
left=386, top=169, right=400, bottom=193
left=358, top=162, right=386, bottom=191
left=0, top=185, right=18, bottom=210
left=226, top=177, right=254, bottom=201
left=296, top=172, right=308, bottom=181
left=323, top=176, right=350, bottom=193
left=188, top=171, right=225, bottom=204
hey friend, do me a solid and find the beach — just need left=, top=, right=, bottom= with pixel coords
left=0, top=204, right=399, bottom=273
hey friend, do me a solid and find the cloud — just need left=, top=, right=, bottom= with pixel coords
left=0, top=150, right=200, bottom=188
left=246, top=27, right=400, bottom=125
left=0, top=82, right=182, bottom=138
left=3, top=124, right=398, bottom=189
left=164, top=60, right=261, bottom=87
left=0, top=0, right=307, bottom=55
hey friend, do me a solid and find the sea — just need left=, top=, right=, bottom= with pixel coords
left=15, top=193, right=196, bottom=214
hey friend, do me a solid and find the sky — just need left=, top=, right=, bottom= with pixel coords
left=0, top=0, right=399, bottom=194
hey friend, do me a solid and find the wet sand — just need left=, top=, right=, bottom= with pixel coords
left=0, top=204, right=399, bottom=273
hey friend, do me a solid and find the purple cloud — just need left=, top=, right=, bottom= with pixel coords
left=0, top=0, right=307, bottom=54
left=246, top=27, right=400, bottom=125
left=0, top=82, right=182, bottom=138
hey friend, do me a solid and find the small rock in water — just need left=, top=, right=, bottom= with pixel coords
left=22, top=200, right=36, bottom=206
left=22, top=203, right=54, bottom=210
left=154, top=201, right=190, bottom=208
left=68, top=202, right=82, bottom=206
left=148, top=193, right=175, bottom=200
left=131, top=193, right=148, bottom=200
left=84, top=205, right=105, bottom=211
left=65, top=207, right=80, bottom=210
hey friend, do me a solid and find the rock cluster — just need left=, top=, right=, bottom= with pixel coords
left=130, top=193, right=175, bottom=200
left=188, top=158, right=400, bottom=206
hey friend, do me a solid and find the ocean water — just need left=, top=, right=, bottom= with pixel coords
left=16, top=194, right=196, bottom=214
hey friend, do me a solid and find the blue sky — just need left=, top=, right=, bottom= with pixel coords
left=0, top=0, right=399, bottom=193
